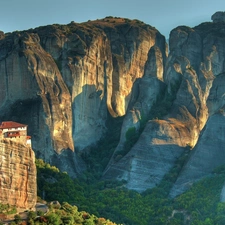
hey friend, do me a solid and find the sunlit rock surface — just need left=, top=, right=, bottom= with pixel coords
left=2, top=15, right=225, bottom=195
left=105, top=15, right=225, bottom=194
left=0, top=140, right=36, bottom=209
left=0, top=18, right=167, bottom=175
left=170, top=111, right=225, bottom=197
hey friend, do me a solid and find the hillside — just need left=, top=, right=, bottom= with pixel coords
left=35, top=159, right=225, bottom=225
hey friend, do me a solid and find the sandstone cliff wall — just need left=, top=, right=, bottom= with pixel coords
left=0, top=18, right=167, bottom=176
left=104, top=16, right=225, bottom=194
left=0, top=140, right=36, bottom=209
left=35, top=19, right=166, bottom=150
left=0, top=31, right=74, bottom=163
left=168, top=21, right=225, bottom=196
left=1, top=15, right=225, bottom=196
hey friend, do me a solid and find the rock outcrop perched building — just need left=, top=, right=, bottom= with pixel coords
left=0, top=121, right=31, bottom=146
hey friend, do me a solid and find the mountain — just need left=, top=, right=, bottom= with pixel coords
left=1, top=12, right=225, bottom=196
left=0, top=17, right=166, bottom=176
left=105, top=13, right=225, bottom=194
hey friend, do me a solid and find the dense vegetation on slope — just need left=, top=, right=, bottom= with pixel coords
left=0, top=201, right=119, bottom=225
left=36, top=159, right=225, bottom=225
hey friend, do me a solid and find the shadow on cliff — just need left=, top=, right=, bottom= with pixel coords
left=0, top=97, right=43, bottom=137
left=0, top=97, right=85, bottom=177
left=71, top=84, right=108, bottom=151
left=0, top=97, right=53, bottom=160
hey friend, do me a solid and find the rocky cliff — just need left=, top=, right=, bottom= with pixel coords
left=104, top=15, right=225, bottom=194
left=1, top=14, right=225, bottom=196
left=0, top=140, right=36, bottom=209
left=0, top=17, right=167, bottom=176
left=168, top=20, right=225, bottom=196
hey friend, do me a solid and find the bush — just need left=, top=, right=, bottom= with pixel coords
left=14, top=214, right=21, bottom=224
left=28, top=211, right=37, bottom=220
left=47, top=213, right=62, bottom=225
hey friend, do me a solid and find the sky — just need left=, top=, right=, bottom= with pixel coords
left=0, top=0, right=224, bottom=38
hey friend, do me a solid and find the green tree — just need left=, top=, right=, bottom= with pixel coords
left=14, top=214, right=21, bottom=224
left=61, top=216, right=74, bottom=225
left=47, top=213, right=62, bottom=225
left=28, top=211, right=37, bottom=220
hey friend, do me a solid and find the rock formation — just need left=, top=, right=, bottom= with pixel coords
left=0, top=17, right=167, bottom=176
left=211, top=11, right=225, bottom=23
left=104, top=14, right=225, bottom=194
left=0, top=30, right=75, bottom=175
left=1, top=13, right=225, bottom=197
left=0, top=140, right=36, bottom=209
left=169, top=20, right=225, bottom=197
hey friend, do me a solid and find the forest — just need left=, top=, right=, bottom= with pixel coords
left=35, top=158, right=225, bottom=225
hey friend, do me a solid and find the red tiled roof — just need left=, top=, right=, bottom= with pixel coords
left=0, top=121, right=27, bottom=129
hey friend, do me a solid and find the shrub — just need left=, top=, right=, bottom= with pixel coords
left=47, top=213, right=62, bottom=225
left=28, top=211, right=37, bottom=220
left=14, top=214, right=21, bottom=224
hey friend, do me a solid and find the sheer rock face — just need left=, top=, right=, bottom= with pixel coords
left=105, top=18, right=225, bottom=193
left=0, top=31, right=74, bottom=165
left=2, top=15, right=225, bottom=196
left=36, top=19, right=166, bottom=150
left=109, top=43, right=167, bottom=157
left=169, top=21, right=225, bottom=196
left=104, top=119, right=193, bottom=192
left=0, top=140, right=36, bottom=209
left=104, top=26, right=209, bottom=191
left=170, top=112, right=225, bottom=198
left=0, top=18, right=166, bottom=175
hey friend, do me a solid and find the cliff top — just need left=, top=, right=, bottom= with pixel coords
left=1, top=16, right=158, bottom=40
left=170, top=12, right=225, bottom=40
left=82, top=16, right=156, bottom=29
